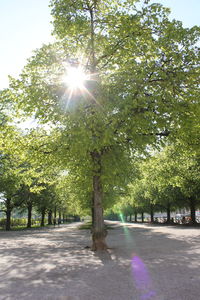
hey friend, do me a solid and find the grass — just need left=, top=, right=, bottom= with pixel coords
left=78, top=222, right=92, bottom=230
left=0, top=224, right=51, bottom=231
left=0, top=221, right=115, bottom=232
left=0, top=223, right=72, bottom=231
left=78, top=221, right=114, bottom=230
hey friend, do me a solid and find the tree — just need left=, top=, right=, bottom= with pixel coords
left=140, top=153, right=184, bottom=223
left=142, top=144, right=200, bottom=224
left=10, top=0, right=200, bottom=249
left=34, top=187, right=52, bottom=227
left=163, top=145, right=200, bottom=224
left=0, top=152, right=22, bottom=230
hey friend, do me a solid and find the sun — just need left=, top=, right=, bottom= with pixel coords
left=61, top=64, right=98, bottom=106
left=63, top=66, right=88, bottom=90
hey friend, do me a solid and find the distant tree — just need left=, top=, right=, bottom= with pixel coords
left=163, top=145, right=200, bottom=224
left=137, top=144, right=200, bottom=224
left=0, top=153, right=22, bottom=230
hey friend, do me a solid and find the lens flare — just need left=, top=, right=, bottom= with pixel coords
left=63, top=66, right=88, bottom=90
left=61, top=64, right=102, bottom=110
left=119, top=213, right=132, bottom=241
left=131, top=255, right=156, bottom=300
left=118, top=214, right=157, bottom=299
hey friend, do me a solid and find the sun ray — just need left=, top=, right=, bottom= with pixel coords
left=61, top=64, right=104, bottom=109
left=63, top=65, right=89, bottom=91
left=80, top=85, right=103, bottom=108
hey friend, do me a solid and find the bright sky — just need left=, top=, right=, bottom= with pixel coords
left=0, top=0, right=199, bottom=90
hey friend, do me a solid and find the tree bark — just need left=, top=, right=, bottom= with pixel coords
left=27, top=202, right=32, bottom=228
left=141, top=212, right=144, bottom=223
left=129, top=214, right=132, bottom=222
left=89, top=7, right=107, bottom=250
left=6, top=198, right=12, bottom=231
left=54, top=206, right=57, bottom=219
left=40, top=209, right=46, bottom=227
left=166, top=203, right=171, bottom=224
left=150, top=204, right=154, bottom=223
left=91, top=151, right=107, bottom=251
left=190, top=197, right=196, bottom=224
left=62, top=213, right=65, bottom=223
left=134, top=212, right=138, bottom=223
left=91, top=195, right=94, bottom=228
left=48, top=210, right=52, bottom=225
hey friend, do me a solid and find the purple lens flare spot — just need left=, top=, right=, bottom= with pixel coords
left=131, top=255, right=156, bottom=300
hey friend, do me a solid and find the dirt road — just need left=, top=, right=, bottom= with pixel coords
left=0, top=222, right=199, bottom=300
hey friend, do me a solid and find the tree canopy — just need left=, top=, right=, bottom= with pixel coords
left=1, top=0, right=200, bottom=247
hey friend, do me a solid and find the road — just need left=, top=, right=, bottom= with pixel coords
left=0, top=222, right=200, bottom=300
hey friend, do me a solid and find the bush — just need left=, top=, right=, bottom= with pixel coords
left=0, top=218, right=6, bottom=227
left=11, top=218, right=27, bottom=227
left=0, top=218, right=41, bottom=229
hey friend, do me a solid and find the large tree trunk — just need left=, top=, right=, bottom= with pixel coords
left=88, top=6, right=107, bottom=250
left=27, top=202, right=32, bottom=228
left=48, top=210, right=52, bottom=225
left=91, top=195, right=94, bottom=228
left=6, top=198, right=12, bottom=231
left=190, top=197, right=196, bottom=224
left=91, top=152, right=107, bottom=251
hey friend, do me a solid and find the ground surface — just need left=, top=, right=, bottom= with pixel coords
left=0, top=221, right=200, bottom=300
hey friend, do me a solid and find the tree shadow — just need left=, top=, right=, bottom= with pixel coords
left=0, top=222, right=200, bottom=300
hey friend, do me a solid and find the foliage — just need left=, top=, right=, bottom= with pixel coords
left=2, top=1, right=200, bottom=235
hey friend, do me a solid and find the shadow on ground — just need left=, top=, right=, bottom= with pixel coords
left=0, top=222, right=199, bottom=300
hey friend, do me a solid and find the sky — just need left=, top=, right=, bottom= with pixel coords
left=0, top=0, right=200, bottom=90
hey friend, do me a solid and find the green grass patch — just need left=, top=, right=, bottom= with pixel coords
left=78, top=222, right=114, bottom=230
left=11, top=224, right=49, bottom=231
left=0, top=224, right=51, bottom=231
left=78, top=222, right=92, bottom=230
left=0, top=222, right=73, bottom=231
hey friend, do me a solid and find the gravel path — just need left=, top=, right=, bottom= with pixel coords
left=0, top=222, right=200, bottom=300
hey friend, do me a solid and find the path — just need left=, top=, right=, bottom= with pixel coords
left=0, top=222, right=200, bottom=300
